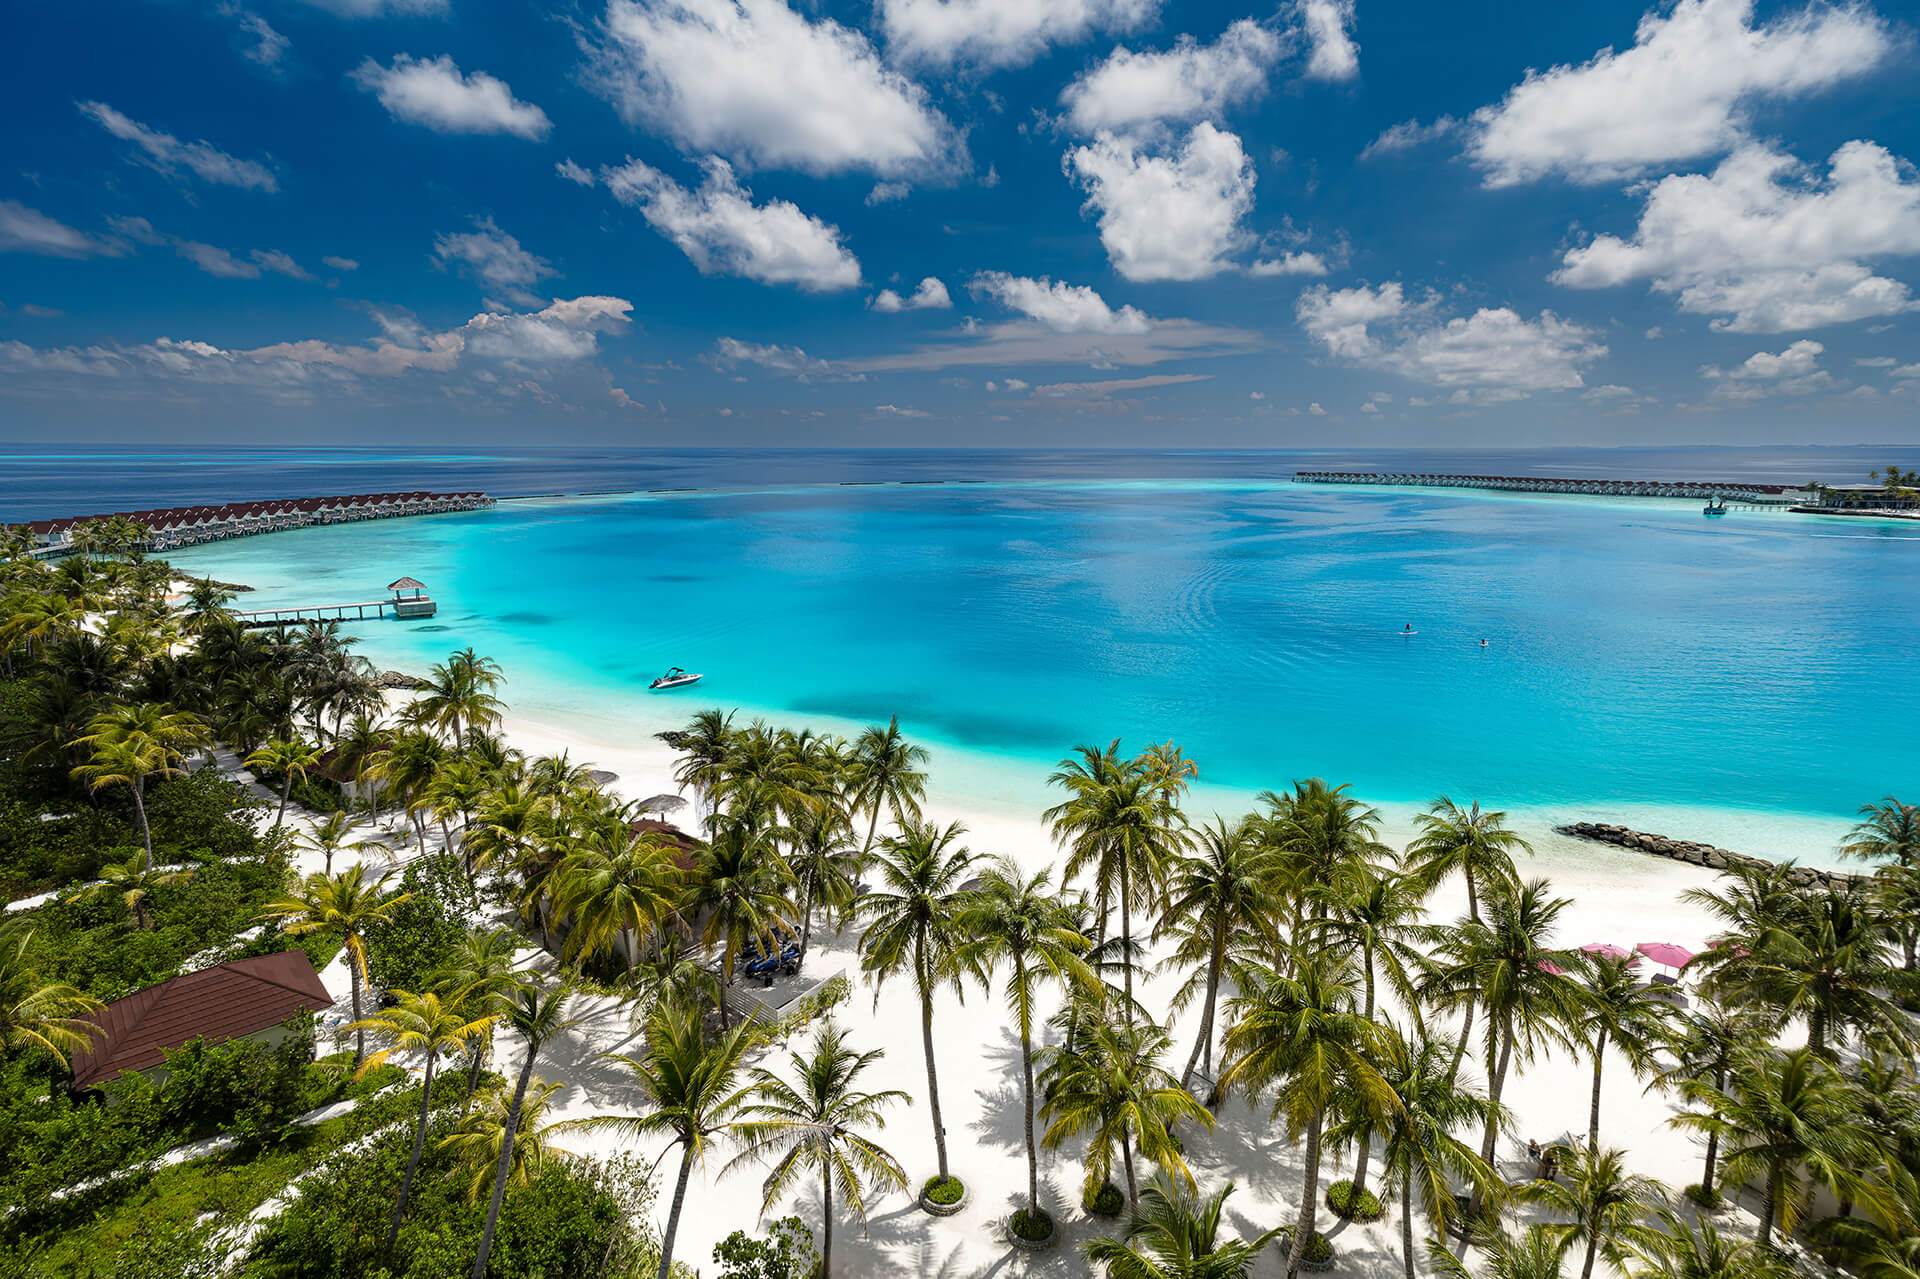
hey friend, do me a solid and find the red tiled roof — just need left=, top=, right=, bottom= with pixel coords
left=69, top=951, right=333, bottom=1088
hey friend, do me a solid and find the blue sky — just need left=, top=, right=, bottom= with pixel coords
left=2, top=0, right=1918, bottom=445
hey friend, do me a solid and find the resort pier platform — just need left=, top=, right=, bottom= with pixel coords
left=1293, top=471, right=1803, bottom=504
left=234, top=576, right=438, bottom=627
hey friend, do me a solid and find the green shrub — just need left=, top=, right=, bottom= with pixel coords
left=1010, top=1208, right=1054, bottom=1242
left=1683, top=1183, right=1723, bottom=1210
left=362, top=852, right=473, bottom=993
left=1326, top=1178, right=1383, bottom=1221
left=713, top=1216, right=817, bottom=1279
left=155, top=1016, right=318, bottom=1146
left=922, top=1175, right=965, bottom=1206
left=1084, top=1181, right=1124, bottom=1215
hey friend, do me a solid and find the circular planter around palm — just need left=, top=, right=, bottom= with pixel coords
left=1326, top=1179, right=1384, bottom=1222
left=920, top=1175, right=968, bottom=1217
left=1006, top=1208, right=1058, bottom=1252
left=1278, top=1227, right=1336, bottom=1273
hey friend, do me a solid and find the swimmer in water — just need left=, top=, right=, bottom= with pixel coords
left=1404, top=623, right=1414, bottom=633
left=1480, top=638, right=1488, bottom=647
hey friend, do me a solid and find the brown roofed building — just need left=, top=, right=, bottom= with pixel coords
left=69, top=951, right=333, bottom=1090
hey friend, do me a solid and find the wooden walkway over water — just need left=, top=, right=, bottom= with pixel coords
left=233, top=599, right=410, bottom=628
left=1294, top=471, right=1803, bottom=504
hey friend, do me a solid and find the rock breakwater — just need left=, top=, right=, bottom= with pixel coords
left=1556, top=821, right=1859, bottom=890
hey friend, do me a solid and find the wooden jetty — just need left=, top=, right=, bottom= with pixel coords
left=234, top=577, right=438, bottom=628
left=1293, top=471, right=1807, bottom=505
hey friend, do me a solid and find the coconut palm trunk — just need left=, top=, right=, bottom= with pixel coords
left=658, top=1146, right=695, bottom=1279
left=1286, top=1108, right=1325, bottom=1279
left=1021, top=1026, right=1040, bottom=1214
left=278, top=773, right=294, bottom=827
left=386, top=1051, right=438, bottom=1253
left=131, top=776, right=153, bottom=871
left=1181, top=926, right=1226, bottom=1088
left=1587, top=1027, right=1610, bottom=1151
left=473, top=1048, right=538, bottom=1278
left=1400, top=1178, right=1418, bottom=1279
left=1471, top=1017, right=1515, bottom=1218
left=920, top=953, right=951, bottom=1178
left=350, top=955, right=366, bottom=1067
left=821, top=1167, right=835, bottom=1276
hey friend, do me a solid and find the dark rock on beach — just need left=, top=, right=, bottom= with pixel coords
left=376, top=670, right=429, bottom=691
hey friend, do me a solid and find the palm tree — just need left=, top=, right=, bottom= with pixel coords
left=581, top=997, right=761, bottom=1279
left=298, top=810, right=374, bottom=876
left=1405, top=797, right=1531, bottom=1076
left=432, top=927, right=530, bottom=1102
left=789, top=799, right=860, bottom=960
left=1048, top=740, right=1185, bottom=1014
left=730, top=1024, right=910, bottom=1277
left=685, top=820, right=799, bottom=1029
left=1842, top=797, right=1920, bottom=868
left=1137, top=740, right=1199, bottom=809
left=1362, top=1026, right=1503, bottom=1279
left=442, top=1076, right=571, bottom=1201
left=259, top=865, right=411, bottom=1067
left=953, top=859, right=1095, bottom=1233
left=468, top=982, right=578, bottom=1279
left=0, top=925, right=104, bottom=1072
left=1520, top=1145, right=1666, bottom=1279
left=1738, top=890, right=1916, bottom=1056
left=1418, top=878, right=1586, bottom=1216
left=1433, top=1225, right=1570, bottom=1279
left=1626, top=1207, right=1796, bottom=1279
left=1673, top=1045, right=1877, bottom=1247
left=551, top=827, right=683, bottom=971
left=1040, top=1008, right=1213, bottom=1206
left=349, top=989, right=496, bottom=1252
left=857, top=818, right=978, bottom=1182
left=668, top=709, right=736, bottom=824
left=1261, top=778, right=1392, bottom=923
left=1403, top=797, right=1532, bottom=919
left=413, top=647, right=505, bottom=748
left=1220, top=949, right=1393, bottom=1279
left=368, top=728, right=447, bottom=852
left=1081, top=1174, right=1284, bottom=1279
left=70, top=703, right=210, bottom=869
left=178, top=577, right=237, bottom=635
left=73, top=853, right=193, bottom=931
left=845, top=716, right=929, bottom=861
left=247, top=736, right=323, bottom=829
left=1579, top=953, right=1675, bottom=1149
left=1653, top=1005, right=1764, bottom=1202
left=1158, top=816, right=1279, bottom=1088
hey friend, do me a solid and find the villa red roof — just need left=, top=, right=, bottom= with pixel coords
left=69, top=951, right=332, bottom=1088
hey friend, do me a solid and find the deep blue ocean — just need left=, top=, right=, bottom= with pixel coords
left=9, top=446, right=1919, bottom=860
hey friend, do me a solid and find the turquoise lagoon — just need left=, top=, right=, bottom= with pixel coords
left=166, top=480, right=1920, bottom=866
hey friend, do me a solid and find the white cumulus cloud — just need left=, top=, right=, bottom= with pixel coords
left=1554, top=141, right=1920, bottom=332
left=872, top=278, right=953, bottom=311
left=1067, top=122, right=1255, bottom=282
left=589, top=0, right=961, bottom=178
left=879, top=0, right=1156, bottom=70
left=432, top=218, right=557, bottom=305
left=969, top=272, right=1151, bottom=334
left=1299, top=0, right=1359, bottom=81
left=1297, top=281, right=1608, bottom=396
left=1251, top=251, right=1328, bottom=277
left=77, top=101, right=277, bottom=191
left=1466, top=0, right=1889, bottom=187
left=602, top=156, right=862, bottom=291
left=352, top=55, right=551, bottom=139
left=1061, top=19, right=1282, bottom=134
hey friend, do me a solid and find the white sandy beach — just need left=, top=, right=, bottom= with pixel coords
left=354, top=703, right=1776, bottom=1279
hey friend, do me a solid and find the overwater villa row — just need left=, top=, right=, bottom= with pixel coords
left=11, top=490, right=495, bottom=554
left=1293, top=471, right=1803, bottom=503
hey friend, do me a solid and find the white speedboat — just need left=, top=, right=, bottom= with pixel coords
left=649, top=666, right=703, bottom=690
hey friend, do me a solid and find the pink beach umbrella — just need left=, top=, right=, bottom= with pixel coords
left=1581, top=943, right=1637, bottom=962
left=1541, top=960, right=1569, bottom=975
left=1636, top=941, right=1696, bottom=970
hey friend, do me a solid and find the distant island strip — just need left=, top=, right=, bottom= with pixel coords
left=8, top=491, right=495, bottom=557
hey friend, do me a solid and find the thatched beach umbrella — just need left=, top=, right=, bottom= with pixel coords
left=638, top=793, right=687, bottom=821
